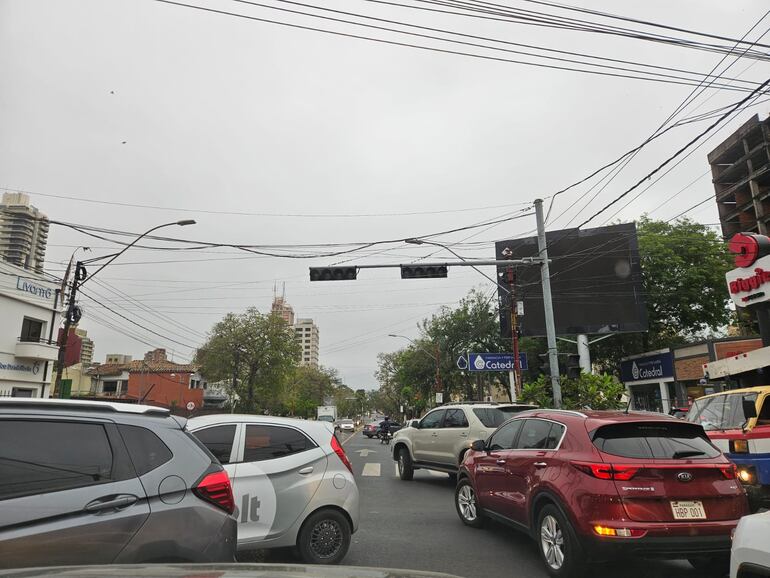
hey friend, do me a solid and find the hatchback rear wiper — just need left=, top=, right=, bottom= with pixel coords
left=672, top=451, right=706, bottom=459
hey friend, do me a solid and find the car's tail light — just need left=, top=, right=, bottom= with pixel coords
left=593, top=525, right=647, bottom=538
left=193, top=469, right=235, bottom=514
left=331, top=435, right=353, bottom=474
left=572, top=462, right=640, bottom=481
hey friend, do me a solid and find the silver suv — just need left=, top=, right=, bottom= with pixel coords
left=391, top=402, right=536, bottom=480
left=0, top=398, right=237, bottom=568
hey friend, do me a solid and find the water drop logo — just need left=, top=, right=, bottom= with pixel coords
left=632, top=362, right=640, bottom=380
left=474, top=355, right=486, bottom=370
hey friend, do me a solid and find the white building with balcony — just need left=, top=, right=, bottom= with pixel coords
left=0, top=260, right=61, bottom=397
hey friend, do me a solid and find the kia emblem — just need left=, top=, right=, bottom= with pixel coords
left=677, top=472, right=694, bottom=483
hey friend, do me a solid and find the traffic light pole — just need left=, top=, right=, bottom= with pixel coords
left=507, top=267, right=521, bottom=402
left=534, top=198, right=563, bottom=409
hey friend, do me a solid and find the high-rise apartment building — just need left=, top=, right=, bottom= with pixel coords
left=708, top=115, right=770, bottom=239
left=74, top=328, right=94, bottom=365
left=294, top=318, right=320, bottom=368
left=0, top=192, right=49, bottom=273
left=271, top=284, right=295, bottom=325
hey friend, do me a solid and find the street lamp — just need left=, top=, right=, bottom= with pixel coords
left=388, top=334, right=443, bottom=407
left=55, top=220, right=197, bottom=397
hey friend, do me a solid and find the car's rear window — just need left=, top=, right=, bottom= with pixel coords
left=473, top=406, right=534, bottom=428
left=592, top=422, right=720, bottom=459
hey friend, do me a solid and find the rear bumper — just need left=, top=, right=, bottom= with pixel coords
left=583, top=522, right=737, bottom=560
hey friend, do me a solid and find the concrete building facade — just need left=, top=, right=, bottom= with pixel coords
left=295, top=318, right=320, bottom=367
left=708, top=115, right=770, bottom=238
left=0, top=260, right=61, bottom=398
left=0, top=192, right=49, bottom=273
left=74, top=328, right=94, bottom=365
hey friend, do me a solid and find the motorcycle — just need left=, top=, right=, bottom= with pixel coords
left=378, top=429, right=392, bottom=445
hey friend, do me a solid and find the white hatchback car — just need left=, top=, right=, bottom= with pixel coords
left=731, top=510, right=770, bottom=578
left=188, top=414, right=359, bottom=564
left=337, top=419, right=355, bottom=432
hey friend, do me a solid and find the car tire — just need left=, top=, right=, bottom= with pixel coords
left=397, top=447, right=414, bottom=481
left=687, top=555, right=729, bottom=576
left=536, top=504, right=585, bottom=578
left=455, top=479, right=483, bottom=528
left=296, top=509, right=351, bottom=565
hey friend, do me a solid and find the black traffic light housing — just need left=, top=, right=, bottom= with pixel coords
left=309, top=266, right=358, bottom=281
left=400, top=265, right=448, bottom=279
left=566, top=353, right=581, bottom=379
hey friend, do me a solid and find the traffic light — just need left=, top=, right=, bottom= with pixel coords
left=400, top=265, right=448, bottom=279
left=566, top=354, right=581, bottom=379
left=309, top=266, right=358, bottom=281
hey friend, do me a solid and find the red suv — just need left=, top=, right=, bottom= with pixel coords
left=455, top=409, right=748, bottom=577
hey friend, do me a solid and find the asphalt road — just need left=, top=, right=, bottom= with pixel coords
left=265, top=430, right=700, bottom=578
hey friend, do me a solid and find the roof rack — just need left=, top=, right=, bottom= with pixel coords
left=0, top=398, right=170, bottom=416
left=534, top=409, right=588, bottom=418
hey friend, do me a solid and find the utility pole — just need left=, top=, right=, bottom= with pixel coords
left=577, top=334, right=591, bottom=374
left=534, top=199, right=562, bottom=408
left=507, top=266, right=521, bottom=402
left=55, top=261, right=87, bottom=398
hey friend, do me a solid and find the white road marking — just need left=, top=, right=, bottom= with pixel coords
left=362, top=463, right=381, bottom=477
left=356, top=449, right=377, bottom=457
left=428, top=470, right=447, bottom=478
left=394, top=463, right=399, bottom=477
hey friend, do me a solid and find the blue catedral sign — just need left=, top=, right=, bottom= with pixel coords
left=466, top=353, right=528, bottom=372
left=619, top=352, right=674, bottom=383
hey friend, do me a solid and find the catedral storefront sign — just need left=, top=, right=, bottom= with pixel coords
left=726, top=233, right=770, bottom=306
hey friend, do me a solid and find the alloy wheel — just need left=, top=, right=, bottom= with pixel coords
left=540, top=514, right=565, bottom=570
left=457, top=484, right=477, bottom=522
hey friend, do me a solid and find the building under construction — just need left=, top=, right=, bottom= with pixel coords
left=709, top=114, right=770, bottom=238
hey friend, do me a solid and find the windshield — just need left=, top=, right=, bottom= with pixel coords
left=317, top=415, right=335, bottom=423
left=686, top=392, right=758, bottom=431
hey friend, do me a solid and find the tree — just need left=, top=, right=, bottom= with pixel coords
left=195, top=308, right=300, bottom=414
left=522, top=372, right=624, bottom=410
left=375, top=288, right=513, bottom=410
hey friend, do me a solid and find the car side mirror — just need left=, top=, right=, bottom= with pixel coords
left=409, top=419, right=420, bottom=428
left=471, top=439, right=487, bottom=452
left=743, top=398, right=758, bottom=419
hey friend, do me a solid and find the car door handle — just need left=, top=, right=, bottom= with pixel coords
left=298, top=466, right=314, bottom=475
left=459, top=433, right=468, bottom=438
left=534, top=462, right=547, bottom=468
left=431, top=433, right=438, bottom=437
left=496, top=459, right=506, bottom=465
left=84, top=495, right=138, bottom=513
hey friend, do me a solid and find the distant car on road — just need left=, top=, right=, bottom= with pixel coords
left=189, top=414, right=359, bottom=564
left=731, top=510, right=770, bottom=578
left=0, top=398, right=237, bottom=569
left=337, top=418, right=355, bottom=432
left=456, top=409, right=748, bottom=578
left=364, top=420, right=402, bottom=438
left=392, top=402, right=537, bottom=480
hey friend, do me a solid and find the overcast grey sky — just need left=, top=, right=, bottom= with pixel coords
left=1, top=0, right=768, bottom=388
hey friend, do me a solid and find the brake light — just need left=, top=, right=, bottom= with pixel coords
left=193, top=470, right=235, bottom=514
left=593, top=525, right=647, bottom=538
left=572, top=462, right=640, bottom=481
left=331, top=435, right=353, bottom=474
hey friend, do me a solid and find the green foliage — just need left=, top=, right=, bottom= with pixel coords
left=522, top=372, right=624, bottom=410
left=195, top=308, right=301, bottom=414
left=375, top=289, right=511, bottom=413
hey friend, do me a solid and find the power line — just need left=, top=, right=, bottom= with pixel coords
left=152, top=0, right=758, bottom=91
left=0, top=185, right=531, bottom=218
left=575, top=74, right=770, bottom=228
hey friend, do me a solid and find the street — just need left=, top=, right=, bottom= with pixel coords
left=261, top=430, right=699, bottom=578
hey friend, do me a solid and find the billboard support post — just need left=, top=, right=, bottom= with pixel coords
left=534, top=199, right=563, bottom=408
left=577, top=334, right=591, bottom=374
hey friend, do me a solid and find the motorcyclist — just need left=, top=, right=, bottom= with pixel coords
left=378, top=416, right=392, bottom=440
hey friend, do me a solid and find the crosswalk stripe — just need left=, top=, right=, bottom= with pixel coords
left=428, top=470, right=447, bottom=478
left=362, top=463, right=381, bottom=477
left=395, top=463, right=399, bottom=477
